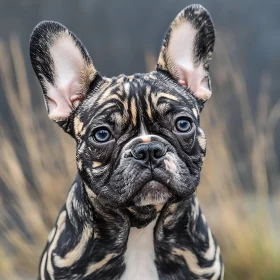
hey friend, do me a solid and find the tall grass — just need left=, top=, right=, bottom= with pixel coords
left=0, top=37, right=76, bottom=279
left=0, top=36, right=279, bottom=280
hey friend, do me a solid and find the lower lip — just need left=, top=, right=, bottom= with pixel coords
left=141, top=180, right=169, bottom=194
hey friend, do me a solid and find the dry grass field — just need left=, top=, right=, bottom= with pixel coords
left=0, top=37, right=279, bottom=280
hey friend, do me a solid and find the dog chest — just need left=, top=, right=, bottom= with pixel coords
left=120, top=220, right=159, bottom=280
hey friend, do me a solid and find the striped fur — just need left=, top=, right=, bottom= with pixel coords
left=30, top=4, right=224, bottom=280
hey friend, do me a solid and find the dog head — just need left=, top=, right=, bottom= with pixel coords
left=30, top=4, right=215, bottom=208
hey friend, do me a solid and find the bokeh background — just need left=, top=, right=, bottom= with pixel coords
left=0, top=0, right=280, bottom=279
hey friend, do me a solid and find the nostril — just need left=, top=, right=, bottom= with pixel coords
left=131, top=145, right=148, bottom=160
left=137, top=151, right=146, bottom=160
left=152, top=144, right=167, bottom=159
left=154, top=148, right=166, bottom=159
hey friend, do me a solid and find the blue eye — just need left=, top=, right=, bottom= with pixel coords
left=175, top=118, right=192, bottom=132
left=93, top=128, right=111, bottom=142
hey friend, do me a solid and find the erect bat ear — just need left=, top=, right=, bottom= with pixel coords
left=30, top=21, right=99, bottom=122
left=157, top=4, right=215, bottom=103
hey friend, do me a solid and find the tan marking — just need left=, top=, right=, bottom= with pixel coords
left=54, top=225, right=93, bottom=268
left=79, top=142, right=86, bottom=154
left=142, top=135, right=151, bottom=143
left=156, top=92, right=178, bottom=101
left=47, top=228, right=56, bottom=243
left=107, top=94, right=123, bottom=105
left=103, top=77, right=112, bottom=83
left=100, top=90, right=129, bottom=113
left=145, top=87, right=152, bottom=118
left=85, top=253, right=116, bottom=276
left=93, top=230, right=100, bottom=239
left=127, top=207, right=137, bottom=214
left=157, top=50, right=167, bottom=71
left=98, top=102, right=116, bottom=111
left=192, top=108, right=198, bottom=118
left=47, top=211, right=67, bottom=280
left=204, top=228, right=216, bottom=261
left=74, top=117, right=84, bottom=135
left=113, top=112, right=124, bottom=126
left=164, top=215, right=174, bottom=227
left=66, top=182, right=77, bottom=219
left=40, top=251, right=47, bottom=280
left=197, top=129, right=207, bottom=150
left=148, top=73, right=156, bottom=80
left=117, top=76, right=125, bottom=83
left=130, top=97, right=137, bottom=126
left=98, top=84, right=120, bottom=104
left=173, top=247, right=222, bottom=277
left=87, top=164, right=109, bottom=176
left=92, top=161, right=102, bottom=168
left=84, top=183, right=97, bottom=200
left=168, top=203, right=178, bottom=214
left=155, top=204, right=163, bottom=212
left=146, top=103, right=152, bottom=118
left=77, top=160, right=82, bottom=169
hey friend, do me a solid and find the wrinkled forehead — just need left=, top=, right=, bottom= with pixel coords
left=77, top=72, right=200, bottom=127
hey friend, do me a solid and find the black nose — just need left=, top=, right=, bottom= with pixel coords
left=131, top=141, right=167, bottom=169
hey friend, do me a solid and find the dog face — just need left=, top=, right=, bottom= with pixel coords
left=30, top=5, right=215, bottom=208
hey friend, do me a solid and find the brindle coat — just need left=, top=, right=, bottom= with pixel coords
left=30, top=4, right=224, bottom=280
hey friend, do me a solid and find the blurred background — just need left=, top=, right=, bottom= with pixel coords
left=0, top=0, right=279, bottom=279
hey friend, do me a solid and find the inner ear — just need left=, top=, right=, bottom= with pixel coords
left=157, top=5, right=215, bottom=102
left=30, top=21, right=98, bottom=121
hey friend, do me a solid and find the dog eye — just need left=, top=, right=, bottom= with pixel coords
left=175, top=118, right=192, bottom=133
left=93, top=128, right=111, bottom=143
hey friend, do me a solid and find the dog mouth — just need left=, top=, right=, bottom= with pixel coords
left=132, top=180, right=172, bottom=206
left=89, top=152, right=199, bottom=208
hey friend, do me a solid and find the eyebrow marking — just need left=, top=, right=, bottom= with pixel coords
left=97, top=84, right=121, bottom=104
left=130, top=96, right=137, bottom=126
left=145, top=87, right=152, bottom=118
left=97, top=102, right=116, bottom=112
left=156, top=92, right=178, bottom=101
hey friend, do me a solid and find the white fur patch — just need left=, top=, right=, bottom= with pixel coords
left=164, top=152, right=177, bottom=174
left=121, top=220, right=159, bottom=280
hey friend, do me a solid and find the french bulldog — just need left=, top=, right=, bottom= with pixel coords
left=30, top=4, right=224, bottom=280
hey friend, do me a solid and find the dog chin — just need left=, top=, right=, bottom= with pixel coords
left=132, top=180, right=172, bottom=207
